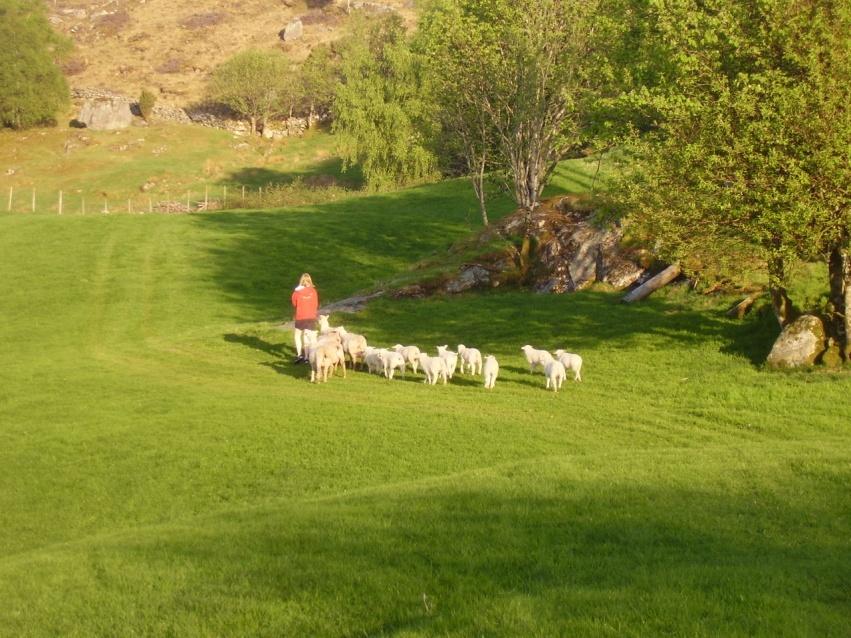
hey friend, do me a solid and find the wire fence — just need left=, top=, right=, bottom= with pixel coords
left=1, top=180, right=356, bottom=215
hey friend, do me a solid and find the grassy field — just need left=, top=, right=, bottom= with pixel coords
left=1, top=151, right=849, bottom=635
left=0, top=125, right=361, bottom=213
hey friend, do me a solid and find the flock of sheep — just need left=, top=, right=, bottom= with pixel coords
left=301, top=314, right=583, bottom=392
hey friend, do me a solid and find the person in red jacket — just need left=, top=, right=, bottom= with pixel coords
left=291, top=272, right=319, bottom=363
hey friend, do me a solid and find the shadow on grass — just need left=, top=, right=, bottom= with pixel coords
left=219, top=159, right=364, bottom=190
left=338, top=291, right=779, bottom=368
left=59, top=475, right=849, bottom=635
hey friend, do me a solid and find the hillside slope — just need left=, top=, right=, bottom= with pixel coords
left=49, top=0, right=415, bottom=105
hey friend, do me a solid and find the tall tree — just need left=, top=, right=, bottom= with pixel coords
left=610, top=0, right=851, bottom=340
left=0, top=0, right=70, bottom=129
left=332, top=14, right=439, bottom=191
left=418, top=0, right=601, bottom=215
left=209, top=50, right=293, bottom=136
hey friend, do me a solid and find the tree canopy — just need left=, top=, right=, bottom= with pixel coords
left=0, top=0, right=70, bottom=129
left=609, top=0, right=850, bottom=340
left=209, top=50, right=295, bottom=135
left=332, top=14, right=439, bottom=191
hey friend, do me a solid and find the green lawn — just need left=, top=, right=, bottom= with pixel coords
left=0, top=161, right=849, bottom=636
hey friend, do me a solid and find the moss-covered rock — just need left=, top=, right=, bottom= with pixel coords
left=766, top=314, right=827, bottom=368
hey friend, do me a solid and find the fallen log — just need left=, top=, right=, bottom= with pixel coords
left=622, top=263, right=682, bottom=303
left=726, top=291, right=764, bottom=319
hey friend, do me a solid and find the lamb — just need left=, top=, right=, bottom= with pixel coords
left=482, top=355, right=499, bottom=389
left=418, top=353, right=448, bottom=385
left=554, top=349, right=583, bottom=382
left=544, top=359, right=566, bottom=392
left=336, top=326, right=368, bottom=369
left=436, top=345, right=459, bottom=379
left=457, top=344, right=483, bottom=375
left=520, top=345, right=553, bottom=373
left=309, top=338, right=346, bottom=383
left=380, top=349, right=406, bottom=380
left=393, top=344, right=421, bottom=374
left=363, top=348, right=386, bottom=375
left=317, top=314, right=331, bottom=333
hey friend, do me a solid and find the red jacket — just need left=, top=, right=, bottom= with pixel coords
left=291, top=285, right=319, bottom=321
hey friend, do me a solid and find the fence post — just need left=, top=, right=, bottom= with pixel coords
left=167, top=192, right=171, bottom=213
left=59, top=190, right=63, bottom=215
left=103, top=198, right=109, bottom=214
left=204, top=184, right=208, bottom=209
left=148, top=197, right=152, bottom=214
left=186, top=191, right=190, bottom=211
left=32, top=188, right=36, bottom=213
left=223, top=185, right=227, bottom=209
left=241, top=185, right=245, bottom=205
left=128, top=198, right=132, bottom=214
left=81, top=196, right=85, bottom=215
left=7, top=187, right=12, bottom=212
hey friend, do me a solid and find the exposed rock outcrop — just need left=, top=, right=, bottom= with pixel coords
left=394, top=196, right=648, bottom=298
left=76, top=98, right=133, bottom=130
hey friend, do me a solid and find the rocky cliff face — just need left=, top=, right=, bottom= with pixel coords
left=393, top=196, right=649, bottom=298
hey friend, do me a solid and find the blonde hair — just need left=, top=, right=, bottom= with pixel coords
left=299, top=273, right=313, bottom=287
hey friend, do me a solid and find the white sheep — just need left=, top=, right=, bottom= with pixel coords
left=336, top=326, right=368, bottom=369
left=309, top=338, right=346, bottom=383
left=457, top=344, right=483, bottom=375
left=482, top=355, right=499, bottom=389
left=554, top=349, right=583, bottom=382
left=520, top=345, right=553, bottom=373
left=544, top=359, right=566, bottom=392
left=393, top=344, right=421, bottom=374
left=436, top=345, right=459, bottom=379
left=418, top=353, right=448, bottom=385
left=380, top=349, right=406, bottom=380
left=317, top=314, right=331, bottom=333
left=364, top=349, right=386, bottom=375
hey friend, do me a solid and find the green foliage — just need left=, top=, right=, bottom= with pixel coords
left=0, top=0, right=70, bottom=129
left=298, top=43, right=339, bottom=122
left=209, top=50, right=295, bottom=134
left=416, top=0, right=604, bottom=212
left=609, top=0, right=851, bottom=299
left=332, top=14, right=439, bottom=191
left=138, top=88, right=156, bottom=121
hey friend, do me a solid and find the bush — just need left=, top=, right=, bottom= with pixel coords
left=138, top=89, right=156, bottom=121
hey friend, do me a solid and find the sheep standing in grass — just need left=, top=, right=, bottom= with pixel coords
left=436, top=345, right=459, bottom=379
left=457, top=344, right=483, bottom=374
left=336, top=327, right=368, bottom=369
left=364, top=348, right=386, bottom=375
left=418, top=353, right=448, bottom=385
left=554, top=349, right=583, bottom=382
left=520, top=345, right=553, bottom=373
left=309, top=337, right=346, bottom=383
left=380, top=349, right=406, bottom=380
left=482, top=355, right=499, bottom=389
left=544, top=359, right=566, bottom=392
left=393, top=344, right=421, bottom=374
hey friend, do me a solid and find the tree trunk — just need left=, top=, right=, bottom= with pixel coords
left=622, top=263, right=681, bottom=303
left=471, top=156, right=488, bottom=226
left=828, top=244, right=850, bottom=359
left=767, top=255, right=795, bottom=327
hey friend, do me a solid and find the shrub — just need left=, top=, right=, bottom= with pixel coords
left=138, top=89, right=156, bottom=121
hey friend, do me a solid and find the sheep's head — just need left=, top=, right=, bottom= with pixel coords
left=457, top=344, right=466, bottom=354
left=554, top=349, right=564, bottom=357
left=521, top=345, right=532, bottom=352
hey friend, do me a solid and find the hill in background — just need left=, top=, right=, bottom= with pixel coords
left=48, top=0, right=415, bottom=106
